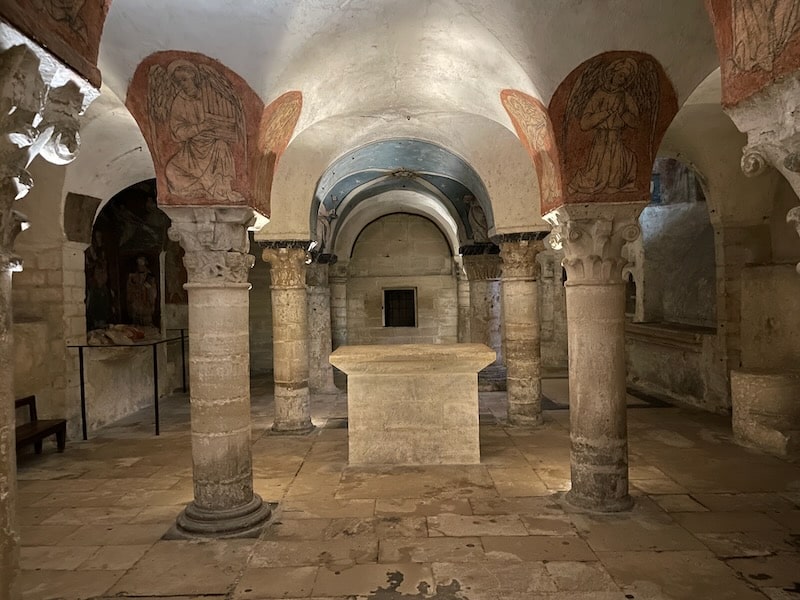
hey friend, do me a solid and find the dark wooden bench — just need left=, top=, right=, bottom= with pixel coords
left=15, top=395, right=66, bottom=454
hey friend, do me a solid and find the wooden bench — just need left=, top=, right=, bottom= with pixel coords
left=15, top=395, right=66, bottom=454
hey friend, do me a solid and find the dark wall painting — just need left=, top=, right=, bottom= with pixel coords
left=86, top=180, right=187, bottom=334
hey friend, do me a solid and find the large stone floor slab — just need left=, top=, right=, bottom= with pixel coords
left=13, top=375, right=800, bottom=600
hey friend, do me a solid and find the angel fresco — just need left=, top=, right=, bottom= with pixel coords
left=732, top=0, right=800, bottom=72
left=148, top=60, right=245, bottom=202
left=564, top=56, right=659, bottom=196
left=503, top=94, right=561, bottom=208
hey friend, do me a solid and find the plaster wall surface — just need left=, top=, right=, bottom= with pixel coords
left=638, top=202, right=716, bottom=327
left=346, top=214, right=457, bottom=346
left=740, top=264, right=800, bottom=372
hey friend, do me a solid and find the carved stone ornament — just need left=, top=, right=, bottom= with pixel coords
left=726, top=73, right=800, bottom=183
left=788, top=206, right=800, bottom=275
left=462, top=253, right=503, bottom=282
left=545, top=203, right=642, bottom=284
left=740, top=145, right=772, bottom=177
left=499, top=239, right=544, bottom=281
left=163, top=207, right=256, bottom=284
left=262, top=246, right=307, bottom=289
left=0, top=22, right=98, bottom=271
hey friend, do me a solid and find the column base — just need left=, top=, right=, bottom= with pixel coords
left=506, top=412, right=544, bottom=427
left=170, top=494, right=273, bottom=539
left=270, top=422, right=316, bottom=436
left=564, top=489, right=634, bottom=513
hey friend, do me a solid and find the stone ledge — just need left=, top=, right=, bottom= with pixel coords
left=625, top=321, right=715, bottom=353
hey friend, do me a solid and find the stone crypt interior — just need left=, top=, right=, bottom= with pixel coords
left=2, top=1, right=800, bottom=599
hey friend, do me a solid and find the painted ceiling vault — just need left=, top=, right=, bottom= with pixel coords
left=22, top=0, right=742, bottom=248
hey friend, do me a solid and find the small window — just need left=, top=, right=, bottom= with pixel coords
left=383, top=288, right=416, bottom=327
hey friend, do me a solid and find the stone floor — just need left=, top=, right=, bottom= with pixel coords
left=14, top=376, right=800, bottom=600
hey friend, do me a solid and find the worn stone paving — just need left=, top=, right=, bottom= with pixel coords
left=15, top=376, right=800, bottom=600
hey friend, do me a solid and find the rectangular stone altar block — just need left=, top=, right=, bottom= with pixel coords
left=329, top=343, right=495, bottom=465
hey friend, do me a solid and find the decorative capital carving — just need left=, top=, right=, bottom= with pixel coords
left=545, top=203, right=642, bottom=285
left=726, top=74, right=800, bottom=181
left=788, top=206, right=800, bottom=276
left=0, top=29, right=98, bottom=271
left=741, top=145, right=772, bottom=177
left=262, top=246, right=307, bottom=289
left=462, top=253, right=502, bottom=281
left=499, top=239, right=544, bottom=280
left=163, top=207, right=255, bottom=284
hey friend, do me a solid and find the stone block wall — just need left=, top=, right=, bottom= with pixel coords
left=346, top=214, right=457, bottom=345
left=537, top=247, right=568, bottom=371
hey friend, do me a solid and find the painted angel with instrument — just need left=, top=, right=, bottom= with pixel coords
left=148, top=60, right=245, bottom=202
left=564, top=56, right=659, bottom=195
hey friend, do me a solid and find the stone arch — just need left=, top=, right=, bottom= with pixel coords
left=258, top=111, right=549, bottom=243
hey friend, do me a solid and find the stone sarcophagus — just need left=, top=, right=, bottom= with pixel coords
left=329, top=343, right=495, bottom=465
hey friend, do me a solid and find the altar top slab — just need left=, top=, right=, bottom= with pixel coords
left=330, top=343, right=495, bottom=374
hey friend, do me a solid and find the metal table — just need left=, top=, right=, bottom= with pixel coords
left=67, top=329, right=187, bottom=439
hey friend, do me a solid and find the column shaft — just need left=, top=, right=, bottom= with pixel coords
left=186, top=283, right=253, bottom=509
left=455, top=259, right=470, bottom=343
left=463, top=253, right=505, bottom=390
left=565, top=281, right=630, bottom=509
left=329, top=263, right=348, bottom=351
left=0, top=268, right=20, bottom=600
left=307, top=263, right=338, bottom=394
left=500, top=240, right=543, bottom=426
left=264, top=246, right=313, bottom=433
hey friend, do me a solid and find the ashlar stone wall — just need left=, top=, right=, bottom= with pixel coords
left=346, top=213, right=457, bottom=345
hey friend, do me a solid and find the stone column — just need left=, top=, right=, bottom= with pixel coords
left=165, top=207, right=271, bottom=537
left=262, top=245, right=314, bottom=433
left=454, top=257, right=470, bottom=343
left=790, top=208, right=800, bottom=274
left=307, top=260, right=338, bottom=394
left=462, top=250, right=504, bottom=390
left=0, top=28, right=98, bottom=599
left=499, top=237, right=545, bottom=426
left=547, top=204, right=643, bottom=512
left=329, top=260, right=348, bottom=351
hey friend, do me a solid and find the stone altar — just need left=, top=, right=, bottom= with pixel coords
left=329, top=343, right=495, bottom=465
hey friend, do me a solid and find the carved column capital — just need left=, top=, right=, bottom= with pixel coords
left=499, top=239, right=545, bottom=281
left=0, top=25, right=98, bottom=271
left=462, top=253, right=502, bottom=281
left=545, top=204, right=643, bottom=285
left=262, top=246, right=307, bottom=289
left=164, top=207, right=255, bottom=284
left=726, top=74, right=800, bottom=179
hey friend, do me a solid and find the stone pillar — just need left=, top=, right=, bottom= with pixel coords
left=262, top=245, right=314, bottom=433
left=547, top=204, right=643, bottom=512
left=0, top=27, right=98, bottom=599
left=307, top=260, right=338, bottom=394
left=499, top=237, right=545, bottom=426
left=462, top=250, right=504, bottom=390
left=454, top=257, right=470, bottom=343
left=165, top=207, right=271, bottom=537
left=329, top=260, right=348, bottom=351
